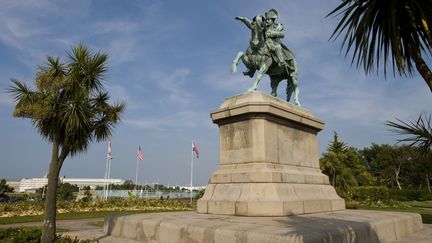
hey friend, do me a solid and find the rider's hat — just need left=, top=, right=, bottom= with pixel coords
left=265, top=9, right=278, bottom=19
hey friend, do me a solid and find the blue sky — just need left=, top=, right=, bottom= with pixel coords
left=0, top=0, right=431, bottom=186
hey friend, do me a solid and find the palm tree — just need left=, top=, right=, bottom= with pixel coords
left=327, top=0, right=432, bottom=92
left=320, top=132, right=358, bottom=192
left=9, top=44, right=125, bottom=242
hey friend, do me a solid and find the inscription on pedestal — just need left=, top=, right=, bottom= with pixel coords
left=221, top=122, right=251, bottom=151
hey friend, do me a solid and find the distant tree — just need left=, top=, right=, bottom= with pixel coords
left=9, top=44, right=125, bottom=242
left=0, top=179, right=14, bottom=195
left=82, top=190, right=93, bottom=202
left=328, top=0, right=432, bottom=92
left=57, top=183, right=79, bottom=201
left=360, top=144, right=422, bottom=189
left=110, top=180, right=135, bottom=190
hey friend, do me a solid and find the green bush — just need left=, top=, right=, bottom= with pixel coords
left=0, top=227, right=41, bottom=242
left=389, top=188, right=432, bottom=201
left=346, top=186, right=389, bottom=202
left=345, top=201, right=359, bottom=209
left=0, top=227, right=91, bottom=242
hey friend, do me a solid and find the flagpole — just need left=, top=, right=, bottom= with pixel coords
left=107, top=156, right=112, bottom=199
left=190, top=142, right=194, bottom=204
left=135, top=156, right=139, bottom=196
left=104, top=156, right=109, bottom=200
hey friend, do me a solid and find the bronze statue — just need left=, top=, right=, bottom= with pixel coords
left=231, top=9, right=300, bottom=106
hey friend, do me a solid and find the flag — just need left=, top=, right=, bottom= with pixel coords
left=137, top=146, right=144, bottom=161
left=192, top=140, right=199, bottom=158
left=107, top=139, right=112, bottom=158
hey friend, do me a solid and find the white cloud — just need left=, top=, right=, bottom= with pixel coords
left=304, top=61, right=432, bottom=126
left=125, top=110, right=210, bottom=131
left=91, top=20, right=140, bottom=35
left=105, top=83, right=150, bottom=112
left=0, top=0, right=91, bottom=66
left=203, top=65, right=258, bottom=94
left=106, top=38, right=141, bottom=65
left=151, top=68, right=194, bottom=108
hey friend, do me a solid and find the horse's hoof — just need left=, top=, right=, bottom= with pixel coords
left=295, top=102, right=301, bottom=107
left=247, top=88, right=257, bottom=92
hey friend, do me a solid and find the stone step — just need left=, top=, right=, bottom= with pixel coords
left=104, top=210, right=423, bottom=243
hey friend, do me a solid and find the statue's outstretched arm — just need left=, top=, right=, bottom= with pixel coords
left=235, top=16, right=252, bottom=29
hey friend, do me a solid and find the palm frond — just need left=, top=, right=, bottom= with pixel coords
left=327, top=0, right=432, bottom=78
left=386, top=114, right=432, bottom=152
left=8, top=79, right=34, bottom=103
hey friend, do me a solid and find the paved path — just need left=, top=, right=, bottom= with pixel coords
left=0, top=218, right=103, bottom=231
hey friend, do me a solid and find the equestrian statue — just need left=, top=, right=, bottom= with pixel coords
left=231, top=9, right=301, bottom=106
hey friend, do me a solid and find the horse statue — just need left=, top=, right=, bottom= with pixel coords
left=230, top=13, right=301, bottom=106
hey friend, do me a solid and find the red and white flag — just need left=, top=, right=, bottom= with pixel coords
left=137, top=146, right=144, bottom=161
left=107, top=139, right=112, bottom=158
left=192, top=140, right=199, bottom=159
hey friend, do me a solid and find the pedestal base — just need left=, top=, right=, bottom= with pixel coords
left=104, top=210, right=423, bottom=243
left=197, top=183, right=345, bottom=216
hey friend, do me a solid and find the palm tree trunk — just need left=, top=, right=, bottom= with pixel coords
left=407, top=44, right=432, bottom=93
left=41, top=139, right=68, bottom=243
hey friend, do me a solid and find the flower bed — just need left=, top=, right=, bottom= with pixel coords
left=0, top=198, right=193, bottom=217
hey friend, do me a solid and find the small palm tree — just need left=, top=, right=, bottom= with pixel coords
left=9, top=44, right=125, bottom=242
left=327, top=0, right=432, bottom=92
left=320, top=132, right=358, bottom=191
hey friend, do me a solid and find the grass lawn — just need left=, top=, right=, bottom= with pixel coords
left=87, top=221, right=104, bottom=227
left=0, top=210, right=179, bottom=225
left=357, top=201, right=432, bottom=224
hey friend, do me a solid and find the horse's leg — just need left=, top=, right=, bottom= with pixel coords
left=231, top=51, right=244, bottom=74
left=247, top=58, right=271, bottom=92
left=286, top=79, right=293, bottom=102
left=288, top=59, right=301, bottom=106
left=270, top=76, right=282, bottom=97
left=291, top=78, right=300, bottom=106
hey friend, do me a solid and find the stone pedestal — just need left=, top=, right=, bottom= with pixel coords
left=104, top=92, right=425, bottom=242
left=197, top=92, right=345, bottom=216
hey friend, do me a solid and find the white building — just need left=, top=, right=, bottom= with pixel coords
left=19, top=178, right=48, bottom=192
left=19, top=177, right=125, bottom=192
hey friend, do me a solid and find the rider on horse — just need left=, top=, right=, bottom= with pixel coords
left=231, top=9, right=301, bottom=106
left=264, top=9, right=287, bottom=68
left=264, top=9, right=296, bottom=74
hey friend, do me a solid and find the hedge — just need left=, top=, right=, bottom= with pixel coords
left=388, top=188, right=432, bottom=201
left=346, top=186, right=389, bottom=202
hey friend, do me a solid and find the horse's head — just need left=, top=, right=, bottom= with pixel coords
left=250, top=15, right=265, bottom=49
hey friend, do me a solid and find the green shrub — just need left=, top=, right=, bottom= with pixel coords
left=194, top=189, right=205, bottom=199
left=389, top=188, right=432, bottom=201
left=345, top=201, right=359, bottom=209
left=347, top=186, right=389, bottom=202
left=0, top=227, right=41, bottom=242
left=0, top=227, right=91, bottom=242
